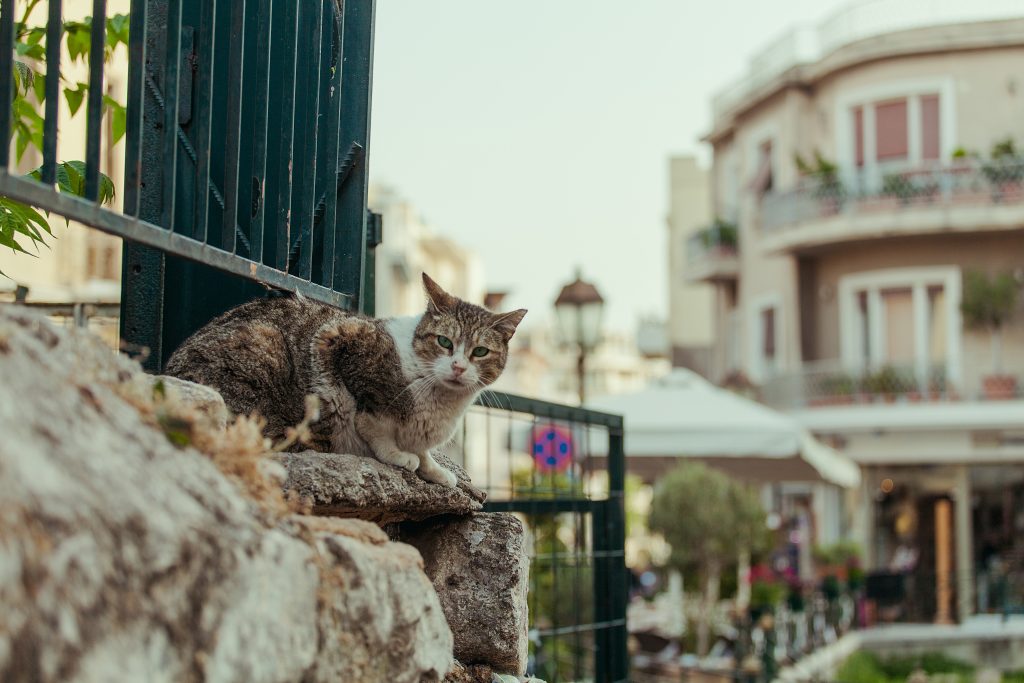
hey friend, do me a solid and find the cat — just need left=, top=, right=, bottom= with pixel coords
left=164, top=273, right=526, bottom=487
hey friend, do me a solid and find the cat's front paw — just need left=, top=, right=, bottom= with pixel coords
left=418, top=461, right=458, bottom=488
left=379, top=450, right=420, bottom=472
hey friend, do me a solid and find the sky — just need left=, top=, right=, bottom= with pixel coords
left=368, top=0, right=853, bottom=331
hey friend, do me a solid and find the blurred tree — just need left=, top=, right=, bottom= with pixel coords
left=649, top=462, right=770, bottom=656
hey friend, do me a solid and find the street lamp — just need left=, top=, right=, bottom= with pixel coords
left=554, top=269, right=605, bottom=405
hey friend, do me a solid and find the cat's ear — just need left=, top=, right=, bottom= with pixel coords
left=492, top=309, right=527, bottom=340
left=422, top=273, right=455, bottom=314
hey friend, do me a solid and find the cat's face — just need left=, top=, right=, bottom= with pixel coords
left=413, top=274, right=526, bottom=393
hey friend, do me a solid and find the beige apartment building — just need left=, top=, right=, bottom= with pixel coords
left=684, top=2, right=1024, bottom=624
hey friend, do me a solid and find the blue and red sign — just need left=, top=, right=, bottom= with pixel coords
left=532, top=424, right=574, bottom=472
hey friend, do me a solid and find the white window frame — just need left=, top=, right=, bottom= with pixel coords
left=838, top=266, right=962, bottom=385
left=835, top=78, right=956, bottom=180
left=748, top=291, right=784, bottom=382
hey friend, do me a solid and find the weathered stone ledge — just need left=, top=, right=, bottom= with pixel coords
left=277, top=450, right=487, bottom=525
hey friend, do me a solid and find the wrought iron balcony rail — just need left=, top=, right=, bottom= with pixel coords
left=761, top=160, right=1024, bottom=233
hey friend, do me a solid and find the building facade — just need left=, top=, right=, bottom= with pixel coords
left=690, top=2, right=1024, bottom=623
left=368, top=183, right=486, bottom=317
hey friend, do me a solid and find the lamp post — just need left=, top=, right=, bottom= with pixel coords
left=554, top=269, right=605, bottom=405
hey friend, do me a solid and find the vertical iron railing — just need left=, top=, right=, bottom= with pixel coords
left=463, top=391, right=629, bottom=683
left=0, top=0, right=379, bottom=370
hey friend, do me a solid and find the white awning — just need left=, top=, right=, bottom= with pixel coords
left=587, top=369, right=860, bottom=488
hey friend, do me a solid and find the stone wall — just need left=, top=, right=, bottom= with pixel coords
left=0, top=306, right=536, bottom=683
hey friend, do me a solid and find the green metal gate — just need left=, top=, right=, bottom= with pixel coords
left=0, top=1, right=629, bottom=679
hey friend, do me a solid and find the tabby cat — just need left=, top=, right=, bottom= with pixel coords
left=165, top=274, right=526, bottom=486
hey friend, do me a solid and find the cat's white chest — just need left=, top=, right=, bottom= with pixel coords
left=394, top=392, right=472, bottom=452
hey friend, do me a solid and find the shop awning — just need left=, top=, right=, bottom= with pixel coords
left=587, top=369, right=861, bottom=488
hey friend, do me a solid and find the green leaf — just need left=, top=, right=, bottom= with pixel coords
left=106, top=14, right=130, bottom=50
left=64, top=22, right=91, bottom=62
left=103, top=95, right=126, bottom=144
left=64, top=84, right=86, bottom=116
left=12, top=60, right=33, bottom=97
left=32, top=71, right=46, bottom=102
left=14, top=42, right=45, bottom=60
left=5, top=198, right=52, bottom=237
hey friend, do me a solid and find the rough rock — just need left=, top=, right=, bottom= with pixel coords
left=278, top=450, right=487, bottom=525
left=144, top=373, right=230, bottom=431
left=444, top=661, right=494, bottom=683
left=0, top=306, right=452, bottom=683
left=403, top=513, right=530, bottom=674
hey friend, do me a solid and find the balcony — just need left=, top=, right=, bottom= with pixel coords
left=684, top=221, right=739, bottom=283
left=758, top=160, right=1024, bottom=254
left=761, top=360, right=1023, bottom=412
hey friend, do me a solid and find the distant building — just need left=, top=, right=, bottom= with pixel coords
left=693, top=1, right=1024, bottom=623
left=495, top=323, right=670, bottom=404
left=368, top=184, right=485, bottom=317
left=0, top=0, right=130, bottom=305
left=666, top=157, right=716, bottom=374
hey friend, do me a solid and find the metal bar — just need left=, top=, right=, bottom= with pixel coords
left=483, top=499, right=599, bottom=515
left=292, top=0, right=324, bottom=280
left=475, top=391, right=623, bottom=428
left=317, top=0, right=343, bottom=287
left=121, top=0, right=148, bottom=217
left=0, top=171, right=354, bottom=309
left=274, top=0, right=299, bottom=271
left=220, top=0, right=245, bottom=252
left=40, top=0, right=63, bottom=185
left=191, top=0, right=217, bottom=242
left=160, top=0, right=183, bottom=229
left=248, top=0, right=272, bottom=263
left=592, top=502, right=609, bottom=683
left=0, top=0, right=14, bottom=169
left=334, top=0, right=375, bottom=301
left=84, top=0, right=107, bottom=200
left=607, top=427, right=629, bottom=682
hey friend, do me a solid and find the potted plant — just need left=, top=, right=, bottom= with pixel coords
left=862, top=366, right=913, bottom=402
left=982, top=137, right=1024, bottom=202
left=795, top=150, right=845, bottom=215
left=961, top=270, right=1020, bottom=399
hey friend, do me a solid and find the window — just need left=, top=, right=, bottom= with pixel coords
left=840, top=268, right=962, bottom=384
left=750, top=140, right=774, bottom=195
left=750, top=297, right=782, bottom=381
left=849, top=92, right=942, bottom=169
left=761, top=308, right=776, bottom=361
left=875, top=100, right=908, bottom=161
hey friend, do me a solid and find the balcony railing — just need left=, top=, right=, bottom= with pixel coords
left=684, top=221, right=739, bottom=283
left=761, top=360, right=1022, bottom=411
left=760, top=160, right=1024, bottom=235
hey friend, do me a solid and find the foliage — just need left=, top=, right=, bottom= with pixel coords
left=649, top=462, right=770, bottom=573
left=795, top=149, right=844, bottom=200
left=991, top=137, right=1018, bottom=160
left=861, top=365, right=916, bottom=396
left=1, top=4, right=126, bottom=271
left=961, top=270, right=1019, bottom=332
left=820, top=373, right=857, bottom=397
left=700, top=218, right=738, bottom=249
left=749, top=579, right=786, bottom=609
left=837, top=650, right=975, bottom=683
left=812, top=540, right=861, bottom=566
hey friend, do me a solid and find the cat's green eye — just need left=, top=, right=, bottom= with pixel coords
left=437, top=335, right=453, bottom=350
left=471, top=346, right=489, bottom=358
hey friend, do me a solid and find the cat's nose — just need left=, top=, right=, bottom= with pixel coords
left=451, top=361, right=466, bottom=377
